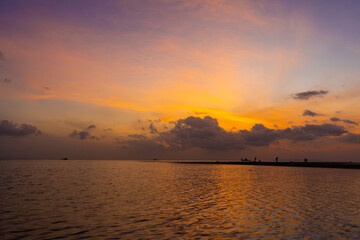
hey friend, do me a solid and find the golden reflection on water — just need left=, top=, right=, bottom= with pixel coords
left=0, top=160, right=359, bottom=239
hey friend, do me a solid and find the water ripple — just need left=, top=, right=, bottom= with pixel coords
left=0, top=160, right=359, bottom=239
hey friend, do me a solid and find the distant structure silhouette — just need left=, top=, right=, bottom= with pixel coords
left=304, top=158, right=308, bottom=162
left=275, top=156, right=278, bottom=163
left=254, top=157, right=257, bottom=162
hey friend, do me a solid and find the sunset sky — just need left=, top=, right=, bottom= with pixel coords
left=1, top=0, right=359, bottom=160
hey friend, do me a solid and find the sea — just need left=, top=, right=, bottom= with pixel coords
left=0, top=160, right=359, bottom=239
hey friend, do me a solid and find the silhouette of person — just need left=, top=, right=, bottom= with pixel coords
left=276, top=156, right=278, bottom=163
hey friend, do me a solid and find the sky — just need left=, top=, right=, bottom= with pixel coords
left=0, top=0, right=359, bottom=161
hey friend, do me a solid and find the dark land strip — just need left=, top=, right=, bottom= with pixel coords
left=174, top=161, right=360, bottom=169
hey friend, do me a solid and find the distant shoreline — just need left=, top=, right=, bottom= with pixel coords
left=175, top=161, right=360, bottom=169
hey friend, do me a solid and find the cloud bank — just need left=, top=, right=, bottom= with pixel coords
left=0, top=120, right=41, bottom=137
left=121, top=116, right=348, bottom=151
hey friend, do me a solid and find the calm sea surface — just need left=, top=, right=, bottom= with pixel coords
left=0, top=160, right=359, bottom=239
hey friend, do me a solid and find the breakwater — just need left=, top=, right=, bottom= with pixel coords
left=175, top=161, right=360, bottom=169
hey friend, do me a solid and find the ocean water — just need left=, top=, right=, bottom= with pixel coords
left=0, top=160, right=359, bottom=239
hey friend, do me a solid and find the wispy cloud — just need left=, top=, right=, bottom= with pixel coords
left=292, top=90, right=328, bottom=100
left=343, top=120, right=358, bottom=125
left=87, top=125, right=96, bottom=130
left=149, top=122, right=158, bottom=134
left=302, top=109, right=322, bottom=117
left=330, top=117, right=358, bottom=125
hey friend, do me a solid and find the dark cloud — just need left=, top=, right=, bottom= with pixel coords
left=330, top=117, right=341, bottom=122
left=301, top=123, right=347, bottom=136
left=43, top=86, right=50, bottom=90
left=3, top=78, right=11, bottom=83
left=238, top=123, right=346, bottom=143
left=343, top=119, right=358, bottom=125
left=149, top=122, right=158, bottom=134
left=292, top=90, right=328, bottom=100
left=158, top=116, right=244, bottom=150
left=339, top=133, right=360, bottom=144
left=161, top=116, right=347, bottom=150
left=137, top=120, right=160, bottom=133
left=280, top=124, right=347, bottom=141
left=67, top=124, right=98, bottom=139
left=121, top=116, right=349, bottom=151
left=302, top=109, right=322, bottom=117
left=87, top=125, right=96, bottom=130
left=0, top=120, right=41, bottom=137
left=69, top=130, right=98, bottom=140
left=330, top=117, right=358, bottom=126
left=239, top=124, right=278, bottom=146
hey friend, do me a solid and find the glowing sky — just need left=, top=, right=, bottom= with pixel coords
left=0, top=0, right=359, bottom=160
